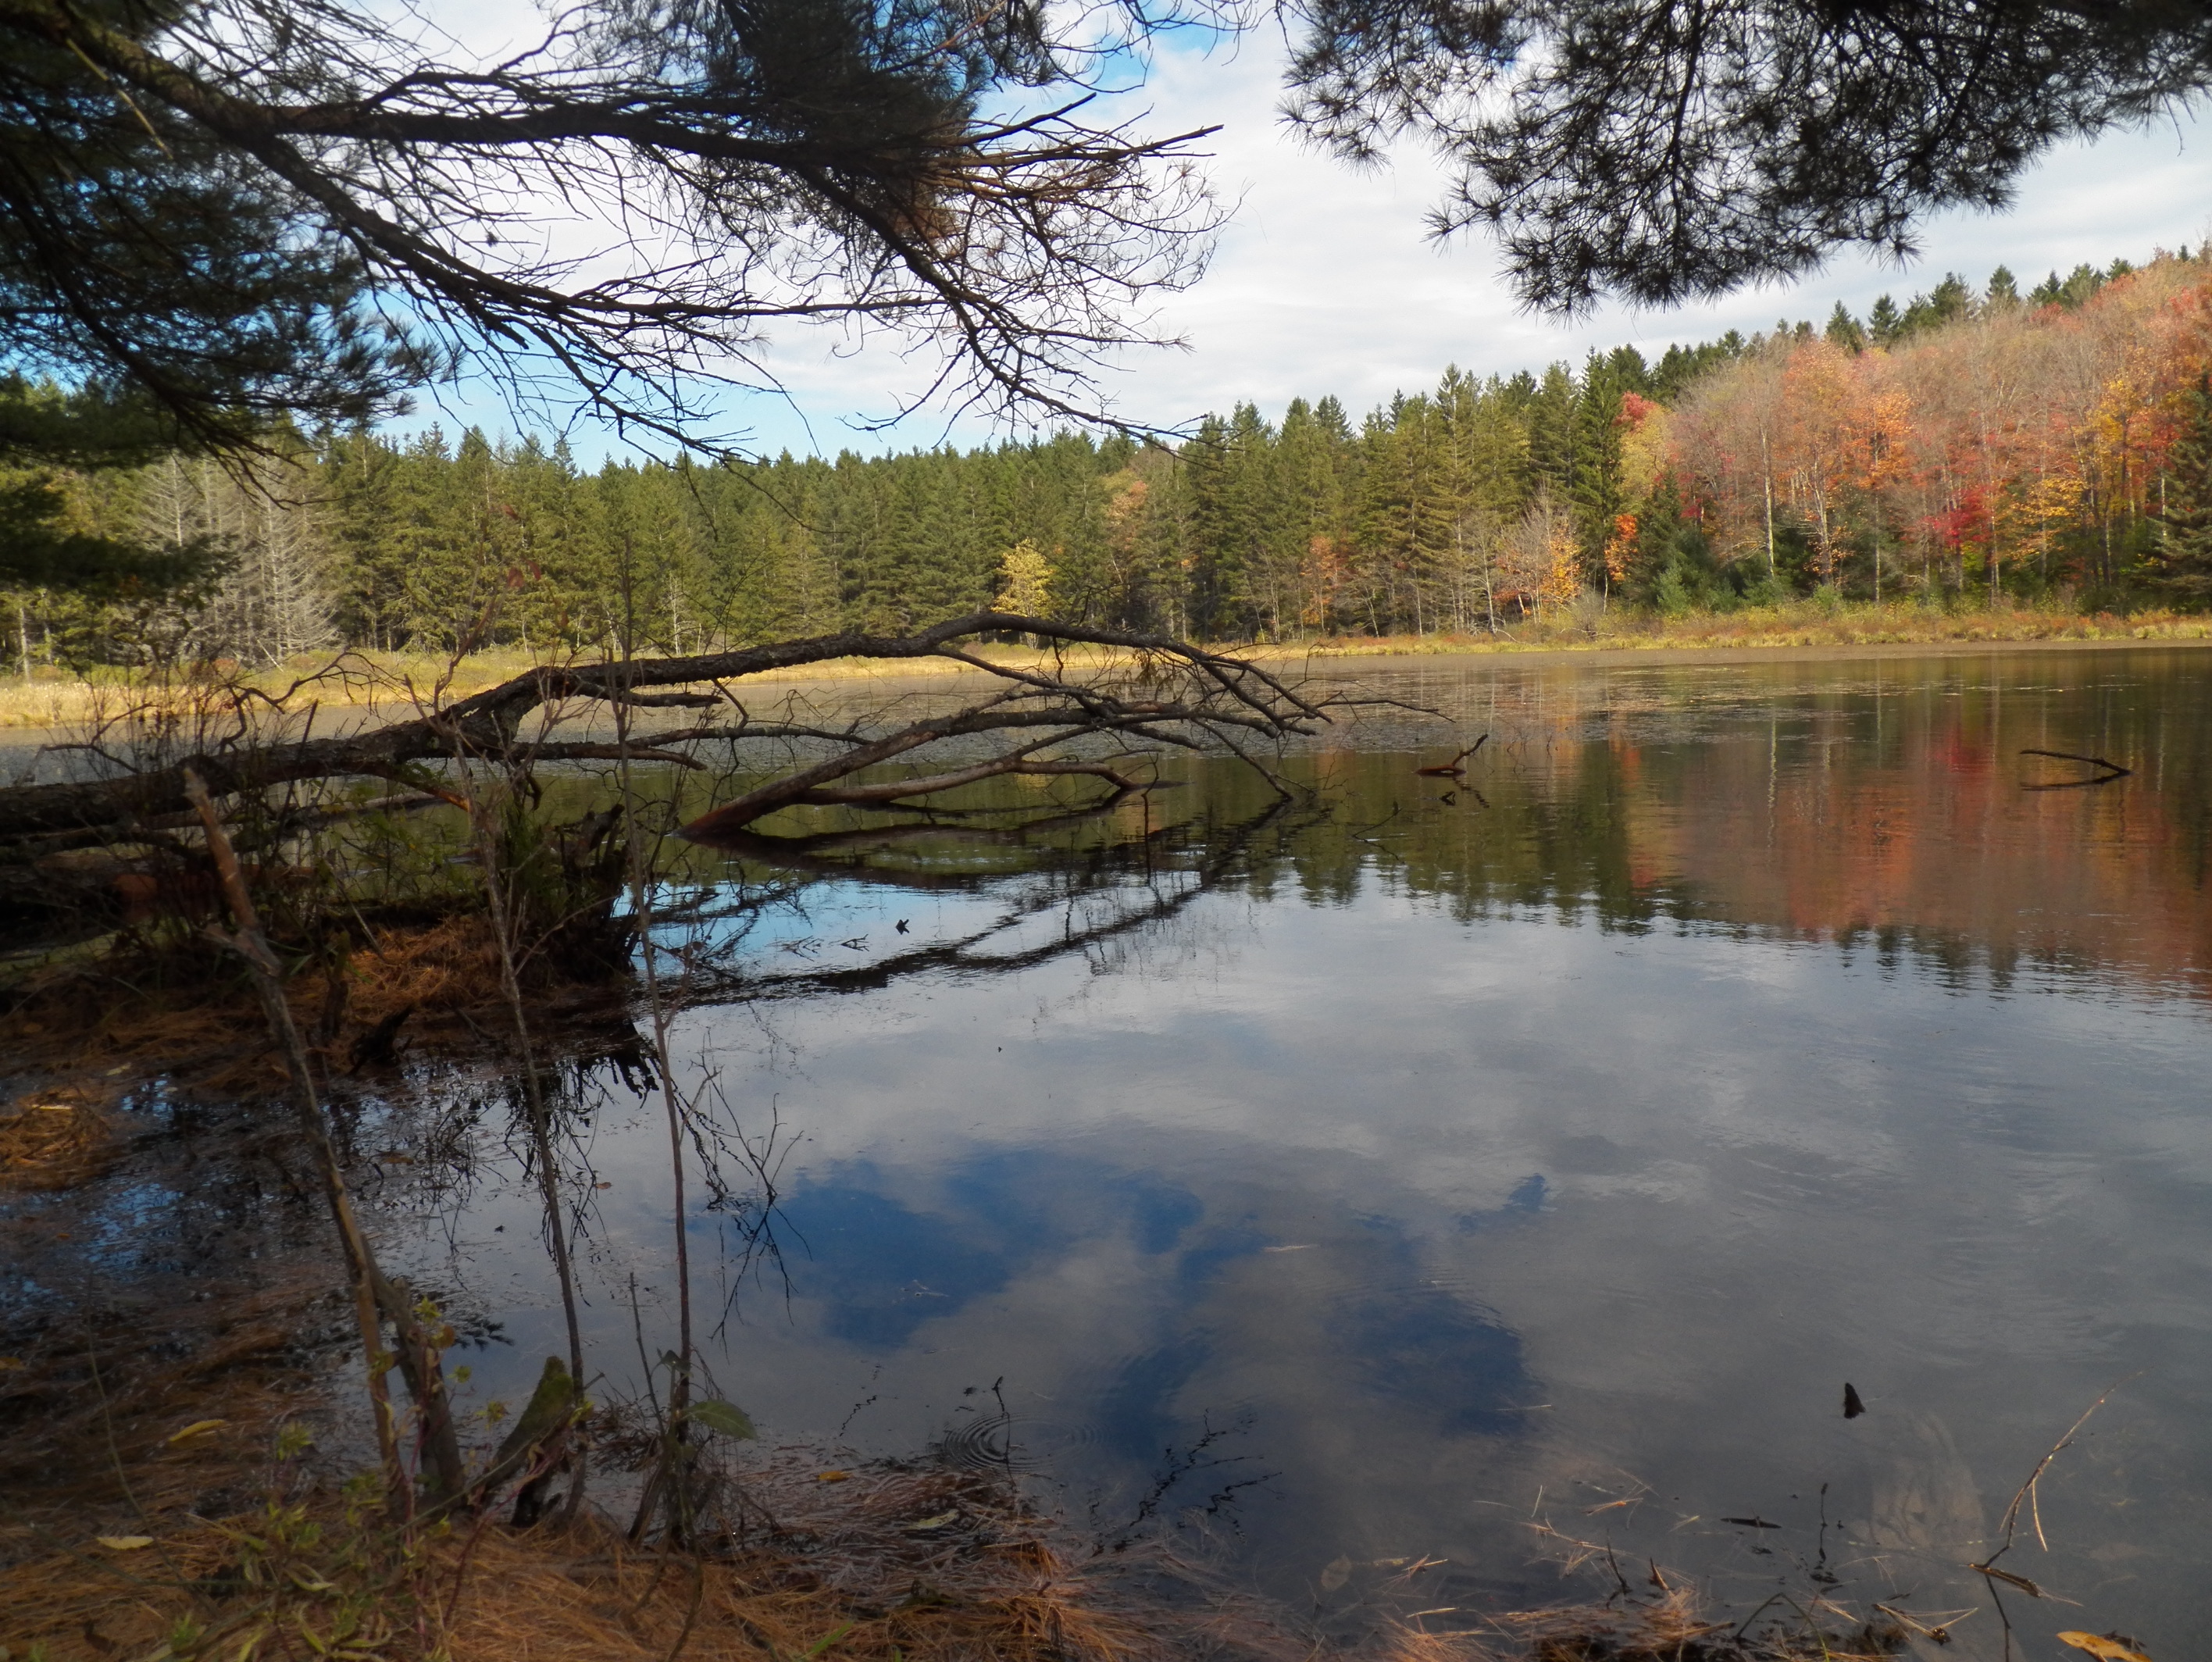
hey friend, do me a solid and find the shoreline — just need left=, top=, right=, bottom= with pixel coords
left=3, top=615, right=2209, bottom=734
left=1265, top=631, right=2212, bottom=672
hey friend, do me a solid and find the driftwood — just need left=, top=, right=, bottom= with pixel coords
left=2018, top=747, right=2132, bottom=790
left=1414, top=733, right=1489, bottom=777
left=0, top=615, right=1336, bottom=872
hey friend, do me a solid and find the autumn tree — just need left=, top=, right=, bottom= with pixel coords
left=994, top=538, right=1054, bottom=617
left=1773, top=340, right=1868, bottom=584
left=1672, top=251, right=2209, bottom=603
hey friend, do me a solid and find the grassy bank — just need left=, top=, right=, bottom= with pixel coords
left=1281, top=599, right=2212, bottom=658
left=5, top=601, right=2209, bottom=731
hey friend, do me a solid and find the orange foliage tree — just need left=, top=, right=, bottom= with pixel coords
left=1668, top=254, right=2212, bottom=601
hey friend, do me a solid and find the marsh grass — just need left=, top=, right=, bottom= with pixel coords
left=0, top=647, right=1032, bottom=732
left=0, top=675, right=100, bottom=733
left=11, top=604, right=2207, bottom=736
left=1290, top=601, right=2212, bottom=658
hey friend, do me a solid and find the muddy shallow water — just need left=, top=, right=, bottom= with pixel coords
left=334, top=645, right=2212, bottom=1653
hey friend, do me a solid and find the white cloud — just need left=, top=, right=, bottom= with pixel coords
left=1118, top=42, right=2208, bottom=420
left=403, top=27, right=2210, bottom=461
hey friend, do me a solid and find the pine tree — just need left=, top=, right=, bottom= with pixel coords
left=1282, top=398, right=1360, bottom=633
left=1121, top=442, right=1190, bottom=635
left=761, top=458, right=843, bottom=637
left=1569, top=352, right=1628, bottom=587
left=1525, top=364, right=1579, bottom=497
left=1020, top=433, right=1115, bottom=623
left=1606, top=345, right=1653, bottom=394
left=1352, top=398, right=1433, bottom=633
left=2035, top=264, right=2106, bottom=309
left=2157, top=376, right=2212, bottom=598
left=1899, top=274, right=1973, bottom=337
left=495, top=437, right=586, bottom=652
left=832, top=451, right=904, bottom=632
left=1182, top=412, right=1257, bottom=640
left=1651, top=339, right=1739, bottom=401
left=0, top=380, right=227, bottom=599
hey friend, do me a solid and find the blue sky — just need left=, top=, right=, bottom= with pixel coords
left=399, top=29, right=2210, bottom=466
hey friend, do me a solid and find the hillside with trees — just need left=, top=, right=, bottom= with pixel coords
left=9, top=249, right=2210, bottom=670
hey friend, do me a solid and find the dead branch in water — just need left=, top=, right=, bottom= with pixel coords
left=1974, top=1375, right=2139, bottom=1592
left=1415, top=734, right=1488, bottom=777
left=185, top=766, right=466, bottom=1505
left=0, top=617, right=1339, bottom=866
left=2019, top=748, right=2132, bottom=790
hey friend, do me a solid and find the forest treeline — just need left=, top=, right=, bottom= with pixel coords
left=12, top=249, right=2211, bottom=669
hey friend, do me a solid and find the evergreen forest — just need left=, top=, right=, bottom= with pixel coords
left=15, top=249, right=2212, bottom=671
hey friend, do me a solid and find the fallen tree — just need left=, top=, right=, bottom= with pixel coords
left=0, top=615, right=1339, bottom=873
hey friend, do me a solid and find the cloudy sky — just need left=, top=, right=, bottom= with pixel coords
left=411, top=29, right=2210, bottom=465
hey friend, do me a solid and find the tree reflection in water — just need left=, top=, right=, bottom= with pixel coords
left=363, top=649, right=2212, bottom=1649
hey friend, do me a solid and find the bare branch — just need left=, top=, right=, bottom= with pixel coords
left=0, top=615, right=1329, bottom=849
left=0, top=0, right=1225, bottom=447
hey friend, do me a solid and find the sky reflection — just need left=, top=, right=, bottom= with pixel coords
left=376, top=647, right=2212, bottom=1657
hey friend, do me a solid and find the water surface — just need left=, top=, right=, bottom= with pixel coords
left=371, top=645, right=2212, bottom=1654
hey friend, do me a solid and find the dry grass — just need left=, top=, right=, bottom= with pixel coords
left=9, top=608, right=2210, bottom=735
left=0, top=647, right=1028, bottom=732
left=1282, top=601, right=2212, bottom=660
left=340, top=915, right=503, bottom=1024
left=0, top=675, right=105, bottom=732
left=0, top=944, right=308, bottom=1095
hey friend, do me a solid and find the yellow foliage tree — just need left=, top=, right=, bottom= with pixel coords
left=993, top=539, right=1054, bottom=617
left=1538, top=520, right=1582, bottom=610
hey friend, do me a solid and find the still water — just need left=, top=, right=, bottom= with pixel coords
left=373, top=645, right=2212, bottom=1653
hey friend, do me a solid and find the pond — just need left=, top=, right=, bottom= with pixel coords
left=366, top=644, right=2212, bottom=1655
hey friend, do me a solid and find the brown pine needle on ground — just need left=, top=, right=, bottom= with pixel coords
left=0, top=1453, right=1303, bottom=1662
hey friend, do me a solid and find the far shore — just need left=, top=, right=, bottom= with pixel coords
left=5, top=602, right=2210, bottom=730
left=1275, top=629, right=2212, bottom=672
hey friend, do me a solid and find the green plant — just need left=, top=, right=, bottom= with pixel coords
left=196, top=1492, right=417, bottom=1662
